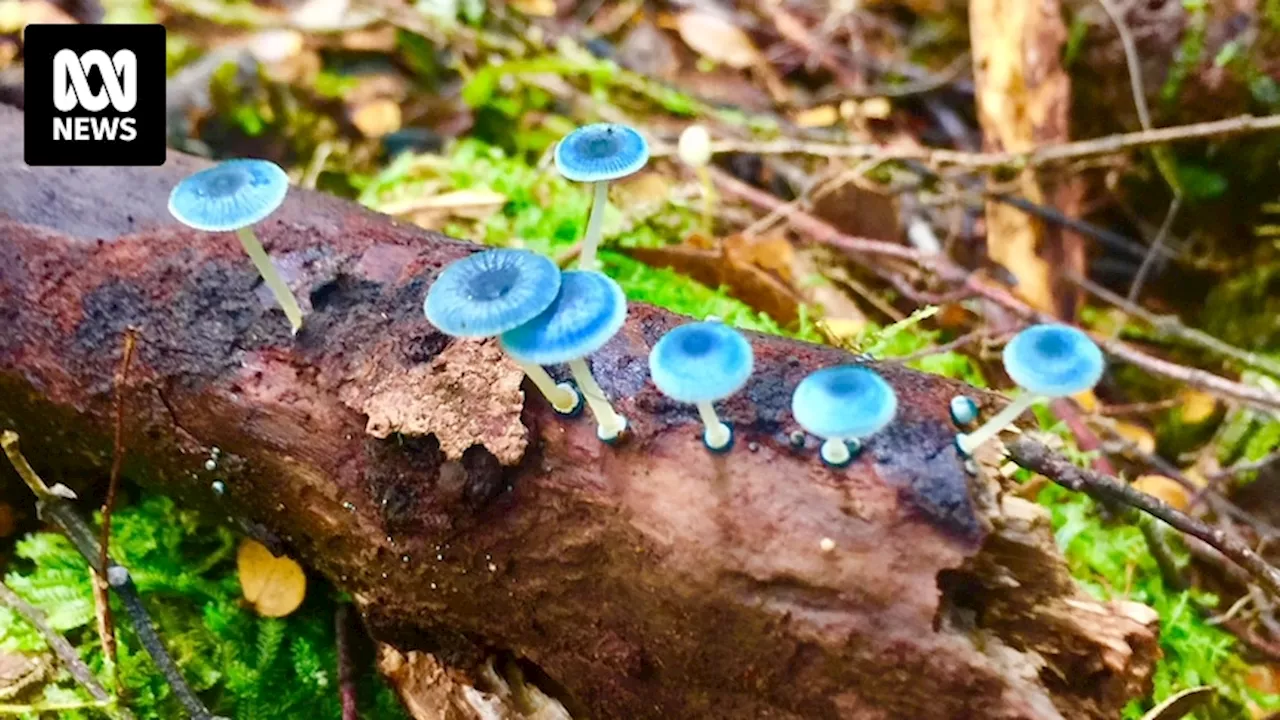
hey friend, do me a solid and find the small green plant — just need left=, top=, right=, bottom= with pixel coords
left=0, top=496, right=406, bottom=720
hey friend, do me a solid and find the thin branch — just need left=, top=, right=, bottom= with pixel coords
left=2, top=431, right=220, bottom=720
left=695, top=114, right=1280, bottom=168
left=1066, top=270, right=1280, bottom=378
left=336, top=603, right=358, bottom=720
left=1006, top=435, right=1280, bottom=601
left=1209, top=451, right=1280, bottom=482
left=1123, top=195, right=1180, bottom=305
left=1097, top=0, right=1151, bottom=131
left=0, top=581, right=132, bottom=720
left=98, top=327, right=137, bottom=684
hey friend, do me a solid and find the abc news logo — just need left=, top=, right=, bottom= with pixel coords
left=24, top=24, right=165, bottom=166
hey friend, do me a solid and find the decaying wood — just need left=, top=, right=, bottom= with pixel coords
left=970, top=0, right=1085, bottom=318
left=0, top=104, right=1158, bottom=719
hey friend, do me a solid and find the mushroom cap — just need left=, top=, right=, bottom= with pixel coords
left=424, top=249, right=562, bottom=338
left=500, top=270, right=627, bottom=365
left=649, top=321, right=754, bottom=403
left=554, top=124, right=650, bottom=183
left=168, top=159, right=290, bottom=232
left=791, top=365, right=897, bottom=440
left=1003, top=324, right=1104, bottom=397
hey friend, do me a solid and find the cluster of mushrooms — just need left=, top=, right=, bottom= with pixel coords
left=165, top=126, right=1108, bottom=466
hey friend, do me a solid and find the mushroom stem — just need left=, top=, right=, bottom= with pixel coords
left=820, top=438, right=851, bottom=466
left=694, top=166, right=716, bottom=235
left=568, top=358, right=627, bottom=441
left=579, top=181, right=609, bottom=272
left=956, top=393, right=1040, bottom=456
left=515, top=360, right=581, bottom=415
left=695, top=400, right=731, bottom=450
left=236, top=227, right=305, bottom=335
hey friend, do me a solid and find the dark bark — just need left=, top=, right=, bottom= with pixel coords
left=0, top=104, right=1157, bottom=719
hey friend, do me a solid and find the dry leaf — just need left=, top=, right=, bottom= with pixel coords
left=1072, top=389, right=1098, bottom=413
left=1132, top=475, right=1189, bottom=512
left=1178, top=389, right=1219, bottom=425
left=351, top=99, right=402, bottom=138
left=238, top=539, right=307, bottom=618
left=1114, top=420, right=1156, bottom=455
left=622, top=242, right=803, bottom=326
left=674, top=11, right=760, bottom=69
left=509, top=0, right=556, bottom=16
left=793, top=105, right=839, bottom=128
left=858, top=97, right=893, bottom=120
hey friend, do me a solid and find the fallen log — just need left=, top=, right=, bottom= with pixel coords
left=0, top=103, right=1158, bottom=719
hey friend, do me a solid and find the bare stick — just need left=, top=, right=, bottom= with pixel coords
left=1006, top=435, right=1280, bottom=601
left=1097, top=0, right=1151, bottom=131
left=2, top=430, right=220, bottom=720
left=0, top=581, right=132, bottom=720
left=336, top=604, right=358, bottom=720
left=1067, top=270, right=1280, bottom=378
left=1209, top=452, right=1280, bottom=482
left=97, top=327, right=137, bottom=684
left=697, top=114, right=1280, bottom=169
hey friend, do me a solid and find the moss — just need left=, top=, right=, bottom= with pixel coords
left=0, top=496, right=407, bottom=719
left=1029, top=409, right=1280, bottom=719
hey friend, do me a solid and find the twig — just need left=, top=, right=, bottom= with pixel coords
left=1066, top=270, right=1280, bottom=378
left=1097, top=0, right=1151, bottom=131
left=97, top=328, right=137, bottom=685
left=2, top=431, right=220, bottom=720
left=1209, top=451, right=1280, bottom=482
left=711, top=166, right=1280, bottom=412
left=892, top=328, right=990, bottom=363
left=1006, top=435, right=1280, bottom=601
left=336, top=604, right=358, bottom=720
left=698, top=114, right=1280, bottom=168
left=0, top=581, right=132, bottom=720
left=1123, top=195, right=1181, bottom=309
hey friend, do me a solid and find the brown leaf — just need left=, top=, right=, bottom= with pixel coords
left=810, top=180, right=901, bottom=244
left=673, top=11, right=760, bottom=69
left=509, top=0, right=557, bottom=16
left=238, top=539, right=307, bottom=618
left=792, top=105, right=839, bottom=128
left=617, top=20, right=680, bottom=80
left=622, top=242, right=804, bottom=326
left=351, top=99, right=402, bottom=138
left=1132, top=475, right=1189, bottom=512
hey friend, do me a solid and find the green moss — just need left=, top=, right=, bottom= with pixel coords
left=1028, top=410, right=1280, bottom=719
left=0, top=496, right=406, bottom=720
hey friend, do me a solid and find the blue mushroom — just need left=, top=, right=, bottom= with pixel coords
left=949, top=395, right=979, bottom=427
left=956, top=324, right=1104, bottom=456
left=424, top=249, right=581, bottom=415
left=169, top=159, right=305, bottom=334
left=168, top=158, right=303, bottom=333
left=791, top=365, right=897, bottom=468
left=502, top=270, right=628, bottom=441
left=649, top=320, right=754, bottom=452
left=554, top=124, right=649, bottom=272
